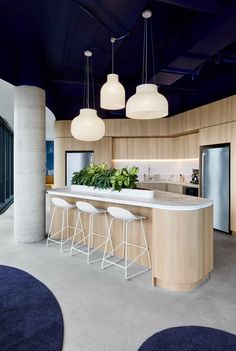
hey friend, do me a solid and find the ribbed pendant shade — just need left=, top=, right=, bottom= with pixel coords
left=71, top=108, right=105, bottom=141
left=126, top=10, right=168, bottom=120
left=100, top=74, right=125, bottom=110
left=126, top=84, right=168, bottom=119
left=70, top=50, right=105, bottom=141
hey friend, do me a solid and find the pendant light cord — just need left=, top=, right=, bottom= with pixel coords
left=83, top=61, right=86, bottom=108
left=111, top=37, right=116, bottom=74
left=91, top=59, right=95, bottom=109
left=142, top=18, right=148, bottom=84
left=145, top=18, right=148, bottom=84
left=86, top=55, right=90, bottom=108
left=112, top=41, right=114, bottom=73
left=150, top=18, right=156, bottom=84
left=142, top=12, right=156, bottom=84
left=83, top=50, right=95, bottom=109
left=142, top=20, right=145, bottom=84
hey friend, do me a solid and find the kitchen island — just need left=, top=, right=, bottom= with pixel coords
left=47, top=187, right=213, bottom=292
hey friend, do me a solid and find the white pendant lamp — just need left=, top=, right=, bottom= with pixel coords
left=126, top=10, right=168, bottom=119
left=71, top=108, right=105, bottom=141
left=71, top=50, right=105, bottom=141
left=100, top=37, right=125, bottom=110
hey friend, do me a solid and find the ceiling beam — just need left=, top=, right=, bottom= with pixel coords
left=74, top=0, right=129, bottom=37
left=153, top=0, right=225, bottom=15
left=153, top=1, right=236, bottom=85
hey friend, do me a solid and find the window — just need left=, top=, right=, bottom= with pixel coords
left=0, top=116, right=14, bottom=214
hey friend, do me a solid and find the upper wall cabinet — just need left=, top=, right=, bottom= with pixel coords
left=112, top=133, right=199, bottom=160
left=127, top=138, right=158, bottom=159
left=173, top=133, right=199, bottom=159
left=112, top=138, right=128, bottom=159
left=157, top=138, right=173, bottom=159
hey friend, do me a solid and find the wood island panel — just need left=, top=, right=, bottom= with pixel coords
left=50, top=195, right=153, bottom=267
left=49, top=193, right=213, bottom=291
left=152, top=206, right=213, bottom=291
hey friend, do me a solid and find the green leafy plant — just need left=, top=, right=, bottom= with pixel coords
left=71, top=163, right=139, bottom=191
left=93, top=168, right=115, bottom=189
left=72, top=163, right=113, bottom=189
left=110, top=166, right=139, bottom=191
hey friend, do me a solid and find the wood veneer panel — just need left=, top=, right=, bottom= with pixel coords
left=199, top=123, right=231, bottom=146
left=112, top=138, right=128, bottom=159
left=168, top=95, right=236, bottom=135
left=50, top=196, right=153, bottom=267
left=157, top=138, right=173, bottom=159
left=55, top=95, right=236, bottom=139
left=127, top=138, right=158, bottom=159
left=167, top=183, right=183, bottom=194
left=105, top=118, right=169, bottom=137
left=54, top=137, right=112, bottom=187
left=152, top=206, right=213, bottom=291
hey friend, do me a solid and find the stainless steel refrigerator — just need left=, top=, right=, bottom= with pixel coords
left=65, top=151, right=94, bottom=186
left=201, top=144, right=230, bottom=233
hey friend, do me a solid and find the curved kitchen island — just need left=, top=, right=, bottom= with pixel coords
left=47, top=187, right=213, bottom=292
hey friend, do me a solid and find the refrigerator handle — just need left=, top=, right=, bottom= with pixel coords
left=201, top=152, right=206, bottom=197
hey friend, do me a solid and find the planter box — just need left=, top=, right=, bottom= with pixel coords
left=71, top=185, right=154, bottom=199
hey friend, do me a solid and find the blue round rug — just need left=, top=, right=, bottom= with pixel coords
left=138, top=326, right=236, bottom=350
left=0, top=265, right=63, bottom=350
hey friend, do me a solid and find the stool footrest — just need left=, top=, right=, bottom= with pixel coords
left=47, top=236, right=74, bottom=245
left=102, top=256, right=151, bottom=279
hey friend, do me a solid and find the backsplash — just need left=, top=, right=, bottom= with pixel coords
left=112, top=159, right=199, bottom=182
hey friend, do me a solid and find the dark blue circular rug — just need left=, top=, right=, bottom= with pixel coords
left=0, top=265, right=63, bottom=351
left=138, top=326, right=236, bottom=350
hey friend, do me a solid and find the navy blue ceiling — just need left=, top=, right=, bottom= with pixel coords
left=0, top=0, right=236, bottom=120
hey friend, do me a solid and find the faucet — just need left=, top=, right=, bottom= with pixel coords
left=168, top=174, right=175, bottom=182
left=148, top=167, right=152, bottom=181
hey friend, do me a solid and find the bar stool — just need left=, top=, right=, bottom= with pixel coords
left=70, top=201, right=112, bottom=264
left=101, top=206, right=152, bottom=280
left=46, top=197, right=76, bottom=252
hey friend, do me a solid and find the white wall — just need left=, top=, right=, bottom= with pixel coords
left=112, top=159, right=199, bottom=182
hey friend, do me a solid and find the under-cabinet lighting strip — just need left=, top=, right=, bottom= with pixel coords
left=112, top=158, right=199, bottom=162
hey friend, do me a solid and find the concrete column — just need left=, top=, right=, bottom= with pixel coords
left=14, top=86, right=45, bottom=243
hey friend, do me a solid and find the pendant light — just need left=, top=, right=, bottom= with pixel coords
left=100, top=37, right=125, bottom=110
left=126, top=10, right=168, bottom=119
left=71, top=50, right=105, bottom=141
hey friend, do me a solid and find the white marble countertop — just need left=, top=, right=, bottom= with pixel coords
left=48, top=187, right=212, bottom=211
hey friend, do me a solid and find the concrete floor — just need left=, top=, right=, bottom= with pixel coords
left=0, top=204, right=236, bottom=350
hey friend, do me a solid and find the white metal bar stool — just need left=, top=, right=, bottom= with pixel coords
left=70, top=201, right=112, bottom=264
left=46, top=197, right=76, bottom=252
left=101, top=206, right=151, bottom=280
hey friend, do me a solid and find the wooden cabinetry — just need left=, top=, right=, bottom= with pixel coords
left=138, top=182, right=199, bottom=195
left=157, top=138, right=173, bottom=159
left=112, top=133, right=199, bottom=160
left=167, top=183, right=183, bottom=194
left=152, top=206, right=213, bottom=291
left=127, top=138, right=158, bottom=159
left=138, top=182, right=168, bottom=191
left=113, top=137, right=158, bottom=159
left=173, top=133, right=199, bottom=159
left=112, top=138, right=128, bottom=159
